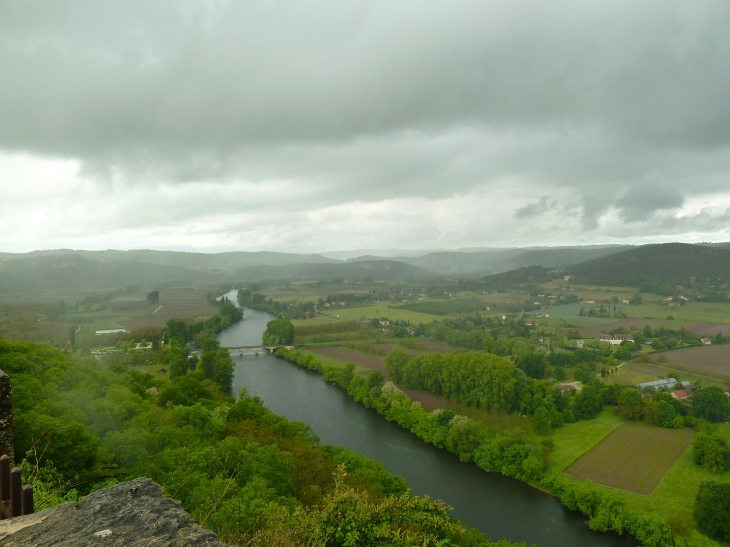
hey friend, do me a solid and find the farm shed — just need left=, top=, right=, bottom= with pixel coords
left=671, top=389, right=693, bottom=400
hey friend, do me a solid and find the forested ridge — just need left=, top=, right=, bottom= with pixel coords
left=568, top=243, right=730, bottom=288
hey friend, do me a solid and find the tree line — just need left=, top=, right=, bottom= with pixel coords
left=237, top=288, right=315, bottom=319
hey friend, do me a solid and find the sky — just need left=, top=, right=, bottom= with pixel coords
left=2, top=0, right=730, bottom=254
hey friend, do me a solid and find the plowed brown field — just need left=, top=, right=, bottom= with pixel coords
left=659, top=345, right=730, bottom=380
left=567, top=422, right=692, bottom=494
left=684, top=322, right=730, bottom=336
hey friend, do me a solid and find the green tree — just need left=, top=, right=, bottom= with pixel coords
left=147, top=290, right=160, bottom=303
left=571, top=386, right=603, bottom=420
left=199, top=343, right=235, bottom=391
left=693, top=433, right=730, bottom=472
left=165, top=318, right=189, bottom=342
left=694, top=481, right=730, bottom=540
left=263, top=318, right=294, bottom=345
left=69, top=325, right=76, bottom=346
left=692, top=387, right=730, bottom=422
left=532, top=406, right=551, bottom=435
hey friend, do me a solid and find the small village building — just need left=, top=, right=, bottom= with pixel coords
left=559, top=382, right=583, bottom=392
left=378, top=319, right=390, bottom=326
left=676, top=285, right=684, bottom=290
left=599, top=334, right=633, bottom=346
left=701, top=337, right=712, bottom=345
left=584, top=299, right=596, bottom=304
left=575, top=339, right=584, bottom=348
left=636, top=378, right=690, bottom=390
left=671, top=388, right=693, bottom=400
left=524, top=320, right=534, bottom=327
left=621, top=299, right=630, bottom=304
left=669, top=301, right=681, bottom=307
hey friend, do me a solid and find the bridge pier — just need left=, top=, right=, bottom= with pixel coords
left=239, top=348, right=243, bottom=356
left=254, top=348, right=258, bottom=356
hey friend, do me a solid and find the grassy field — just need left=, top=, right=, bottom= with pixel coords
left=290, top=315, right=340, bottom=328
left=566, top=423, right=693, bottom=494
left=528, top=302, right=631, bottom=324
left=296, top=348, right=371, bottom=374
left=641, top=423, right=730, bottom=517
left=600, top=365, right=661, bottom=386
left=547, top=283, right=638, bottom=301
left=546, top=409, right=625, bottom=472
left=579, top=318, right=667, bottom=338
left=309, top=346, right=388, bottom=374
left=541, top=410, right=730, bottom=537
left=624, top=302, right=730, bottom=324
left=332, top=304, right=440, bottom=324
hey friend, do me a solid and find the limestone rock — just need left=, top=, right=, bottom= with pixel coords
left=0, top=477, right=227, bottom=546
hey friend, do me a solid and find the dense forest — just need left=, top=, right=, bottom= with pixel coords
left=1, top=337, right=525, bottom=546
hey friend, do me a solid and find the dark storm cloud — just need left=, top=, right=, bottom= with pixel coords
left=2, top=1, right=730, bottom=251
left=514, top=196, right=557, bottom=219
left=2, top=2, right=730, bottom=183
left=615, top=174, right=685, bottom=222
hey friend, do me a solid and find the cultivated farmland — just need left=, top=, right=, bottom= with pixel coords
left=658, top=344, right=730, bottom=380
left=579, top=318, right=666, bottom=339
left=683, top=322, right=730, bottom=336
left=307, top=346, right=454, bottom=410
left=309, top=346, right=389, bottom=373
left=566, top=422, right=692, bottom=494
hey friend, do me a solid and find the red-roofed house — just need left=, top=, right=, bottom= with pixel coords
left=671, top=389, right=693, bottom=400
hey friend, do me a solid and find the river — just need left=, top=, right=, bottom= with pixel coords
left=218, top=292, right=636, bottom=547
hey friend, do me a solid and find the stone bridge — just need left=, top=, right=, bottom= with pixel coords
left=191, top=345, right=294, bottom=356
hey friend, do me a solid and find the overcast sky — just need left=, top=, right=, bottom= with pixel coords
left=2, top=0, right=730, bottom=254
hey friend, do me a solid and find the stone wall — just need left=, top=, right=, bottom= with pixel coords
left=0, top=369, right=12, bottom=462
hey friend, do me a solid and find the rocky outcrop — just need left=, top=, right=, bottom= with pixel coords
left=0, top=477, right=227, bottom=546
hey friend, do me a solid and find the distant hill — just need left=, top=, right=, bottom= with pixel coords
left=233, top=260, right=430, bottom=282
left=568, top=243, right=730, bottom=288
left=0, top=253, right=428, bottom=294
left=350, top=245, right=630, bottom=276
left=0, top=249, right=339, bottom=269
left=0, top=254, right=216, bottom=292
left=502, top=246, right=632, bottom=270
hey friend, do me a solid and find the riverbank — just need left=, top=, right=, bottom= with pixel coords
left=225, top=313, right=636, bottom=546
left=273, top=347, right=720, bottom=547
